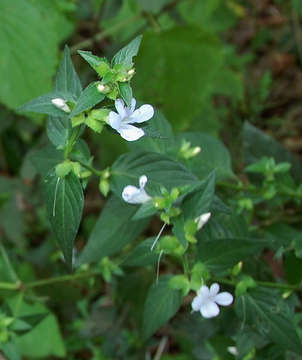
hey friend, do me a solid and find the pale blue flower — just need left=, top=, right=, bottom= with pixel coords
left=107, top=98, right=154, bottom=141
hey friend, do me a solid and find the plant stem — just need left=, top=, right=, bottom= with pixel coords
left=217, top=278, right=301, bottom=292
left=25, top=270, right=102, bottom=289
left=182, top=254, right=189, bottom=277
left=70, top=15, right=140, bottom=54
left=76, top=159, right=103, bottom=177
left=0, top=282, right=21, bottom=290
left=64, top=126, right=82, bottom=159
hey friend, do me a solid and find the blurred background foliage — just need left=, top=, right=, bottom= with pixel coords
left=1, top=0, right=302, bottom=359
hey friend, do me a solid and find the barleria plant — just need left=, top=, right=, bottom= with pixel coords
left=1, top=30, right=302, bottom=360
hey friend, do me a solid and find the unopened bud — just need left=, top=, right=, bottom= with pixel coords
left=195, top=212, right=211, bottom=230
left=192, top=146, right=201, bottom=156
left=127, top=68, right=135, bottom=76
left=97, top=83, right=110, bottom=93
left=51, top=98, right=71, bottom=113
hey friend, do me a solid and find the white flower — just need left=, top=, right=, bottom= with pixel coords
left=107, top=98, right=154, bottom=141
left=51, top=98, right=71, bottom=113
left=192, top=283, right=233, bottom=318
left=195, top=212, right=211, bottom=231
left=122, top=175, right=151, bottom=204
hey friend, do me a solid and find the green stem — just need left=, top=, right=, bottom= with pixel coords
left=70, top=15, right=140, bottom=54
left=64, top=126, right=82, bottom=159
left=182, top=254, right=189, bottom=277
left=25, top=270, right=102, bottom=289
left=0, top=282, right=21, bottom=290
left=217, top=278, right=301, bottom=292
left=76, top=160, right=103, bottom=177
left=217, top=180, right=302, bottom=199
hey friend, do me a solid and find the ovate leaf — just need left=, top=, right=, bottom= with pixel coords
left=55, top=45, right=82, bottom=99
left=178, top=132, right=234, bottom=180
left=243, top=122, right=302, bottom=181
left=46, top=116, right=71, bottom=148
left=111, top=151, right=197, bottom=196
left=119, top=82, right=132, bottom=107
left=197, top=234, right=266, bottom=273
left=123, top=237, right=158, bottom=267
left=78, top=196, right=148, bottom=265
left=182, top=171, right=216, bottom=220
left=44, top=171, right=84, bottom=267
left=70, top=82, right=105, bottom=117
left=112, top=35, right=143, bottom=67
left=19, top=92, right=70, bottom=117
left=235, top=288, right=302, bottom=355
left=133, top=27, right=224, bottom=129
left=0, top=0, right=58, bottom=110
left=128, top=109, right=175, bottom=154
left=30, top=145, right=64, bottom=177
left=143, top=275, right=182, bottom=339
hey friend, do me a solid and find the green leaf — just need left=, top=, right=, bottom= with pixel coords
left=119, top=82, right=132, bottom=107
left=19, top=92, right=70, bottom=117
left=182, top=171, right=216, bottom=220
left=78, top=196, right=149, bottom=265
left=55, top=45, right=82, bottom=99
left=133, top=27, right=224, bottom=129
left=132, top=200, right=157, bottom=220
left=128, top=109, right=175, bottom=154
left=172, top=214, right=188, bottom=248
left=70, top=82, right=105, bottom=117
left=178, top=132, right=234, bottom=180
left=46, top=116, right=71, bottom=148
left=243, top=122, right=302, bottom=182
left=77, top=50, right=110, bottom=75
left=0, top=245, right=19, bottom=283
left=178, top=0, right=237, bottom=33
left=0, top=0, right=58, bottom=110
left=7, top=296, right=66, bottom=358
left=30, top=0, right=74, bottom=43
left=123, top=238, right=159, bottom=267
left=111, top=151, right=198, bottom=197
left=137, top=0, right=174, bottom=14
left=2, top=341, right=21, bottom=360
left=235, top=288, right=302, bottom=355
left=30, top=145, right=64, bottom=177
left=112, top=35, right=143, bottom=67
left=44, top=171, right=84, bottom=267
left=143, top=275, right=182, bottom=339
left=197, top=233, right=266, bottom=273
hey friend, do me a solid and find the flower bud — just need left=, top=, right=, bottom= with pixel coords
left=99, top=179, right=110, bottom=197
left=194, top=212, right=211, bottom=230
left=127, top=68, right=135, bottom=76
left=97, top=83, right=110, bottom=93
left=56, top=161, right=72, bottom=178
left=51, top=98, right=71, bottom=113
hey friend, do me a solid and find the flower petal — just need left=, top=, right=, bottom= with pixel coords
left=130, top=98, right=136, bottom=113
left=209, top=283, right=220, bottom=297
left=197, top=285, right=210, bottom=299
left=115, top=98, right=126, bottom=118
left=119, top=124, right=145, bottom=141
left=192, top=295, right=203, bottom=312
left=128, top=104, right=154, bottom=123
left=122, top=186, right=150, bottom=204
left=122, top=185, right=140, bottom=203
left=139, top=175, right=148, bottom=188
left=200, top=301, right=220, bottom=318
left=108, top=111, right=121, bottom=130
left=214, top=292, right=233, bottom=306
